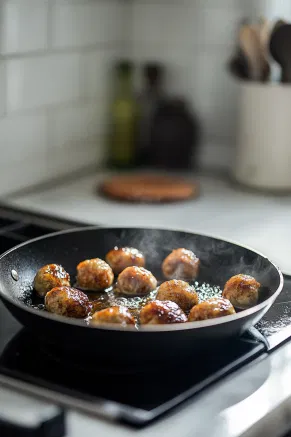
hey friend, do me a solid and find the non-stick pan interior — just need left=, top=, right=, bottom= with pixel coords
left=0, top=227, right=282, bottom=308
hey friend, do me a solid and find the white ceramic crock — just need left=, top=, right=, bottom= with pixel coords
left=233, top=82, right=291, bottom=191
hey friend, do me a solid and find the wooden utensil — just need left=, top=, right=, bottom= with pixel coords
left=227, top=18, right=251, bottom=81
left=256, top=18, right=271, bottom=81
left=239, top=25, right=265, bottom=81
left=258, top=18, right=271, bottom=59
left=269, top=24, right=291, bottom=83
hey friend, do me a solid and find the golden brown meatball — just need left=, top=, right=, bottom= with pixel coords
left=105, top=246, right=145, bottom=275
left=140, top=300, right=187, bottom=325
left=116, top=266, right=157, bottom=296
left=162, top=248, right=200, bottom=281
left=45, top=286, right=91, bottom=318
left=91, top=306, right=135, bottom=326
left=156, top=280, right=198, bottom=312
left=222, top=274, right=260, bottom=309
left=188, top=297, right=235, bottom=322
left=33, top=264, right=70, bottom=297
left=76, top=258, right=114, bottom=291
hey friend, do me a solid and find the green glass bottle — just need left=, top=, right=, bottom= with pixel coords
left=107, top=61, right=138, bottom=169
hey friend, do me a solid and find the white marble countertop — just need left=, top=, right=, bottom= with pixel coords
left=2, top=171, right=291, bottom=437
left=4, top=171, right=291, bottom=275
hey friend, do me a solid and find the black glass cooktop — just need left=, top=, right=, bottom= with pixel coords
left=0, top=307, right=266, bottom=426
left=0, top=206, right=291, bottom=427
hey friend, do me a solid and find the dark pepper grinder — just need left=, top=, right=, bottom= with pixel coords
left=149, top=98, right=201, bottom=170
left=137, top=63, right=165, bottom=166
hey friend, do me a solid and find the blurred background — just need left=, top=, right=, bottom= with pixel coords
left=1, top=0, right=291, bottom=195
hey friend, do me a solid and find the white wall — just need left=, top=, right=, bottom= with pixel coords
left=0, top=0, right=127, bottom=194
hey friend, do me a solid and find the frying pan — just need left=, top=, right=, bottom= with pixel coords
left=0, top=227, right=283, bottom=370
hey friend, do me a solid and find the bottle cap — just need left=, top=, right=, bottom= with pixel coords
left=143, top=63, right=164, bottom=84
left=115, top=60, right=134, bottom=74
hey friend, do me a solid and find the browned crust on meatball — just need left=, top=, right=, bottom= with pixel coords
left=76, top=258, right=114, bottom=291
left=188, top=297, right=235, bottom=322
left=34, top=264, right=70, bottom=297
left=162, top=248, right=200, bottom=281
left=45, top=286, right=92, bottom=318
left=116, top=266, right=157, bottom=296
left=157, top=280, right=198, bottom=312
left=140, top=300, right=187, bottom=325
left=222, top=274, right=260, bottom=309
left=91, top=306, right=135, bottom=326
left=105, top=246, right=145, bottom=274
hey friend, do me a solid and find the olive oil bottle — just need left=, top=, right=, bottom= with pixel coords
left=107, top=61, right=138, bottom=169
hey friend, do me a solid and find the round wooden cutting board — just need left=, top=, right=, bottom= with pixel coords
left=99, top=173, right=199, bottom=203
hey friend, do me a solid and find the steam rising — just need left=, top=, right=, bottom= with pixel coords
left=114, top=229, right=274, bottom=286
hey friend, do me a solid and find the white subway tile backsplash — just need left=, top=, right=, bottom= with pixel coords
left=0, top=0, right=48, bottom=55
left=132, top=2, right=193, bottom=47
left=65, top=144, right=101, bottom=173
left=80, top=49, right=118, bottom=105
left=189, top=50, right=238, bottom=140
left=195, top=0, right=242, bottom=8
left=51, top=0, right=123, bottom=49
left=191, top=6, right=243, bottom=47
left=52, top=104, right=102, bottom=149
left=131, top=1, right=242, bottom=48
left=47, top=142, right=101, bottom=176
left=0, top=156, right=49, bottom=195
left=0, top=0, right=124, bottom=193
left=246, top=0, right=291, bottom=20
left=121, top=1, right=134, bottom=46
left=132, top=3, right=166, bottom=46
left=47, top=104, right=105, bottom=177
left=0, top=114, right=47, bottom=165
left=198, top=140, right=233, bottom=171
left=6, top=54, right=81, bottom=113
left=0, top=63, right=6, bottom=117
left=0, top=0, right=263, bottom=190
left=61, top=143, right=102, bottom=174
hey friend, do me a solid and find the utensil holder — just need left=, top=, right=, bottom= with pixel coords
left=233, top=82, right=291, bottom=191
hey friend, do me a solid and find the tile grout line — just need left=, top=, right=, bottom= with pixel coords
left=47, top=0, right=54, bottom=51
left=0, top=42, right=121, bottom=61
left=0, top=1, right=7, bottom=118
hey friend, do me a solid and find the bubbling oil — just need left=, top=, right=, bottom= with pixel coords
left=30, top=279, right=222, bottom=321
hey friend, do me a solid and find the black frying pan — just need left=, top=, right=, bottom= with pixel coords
left=0, top=227, right=283, bottom=369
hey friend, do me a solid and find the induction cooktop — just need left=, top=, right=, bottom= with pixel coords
left=0, top=205, right=290, bottom=427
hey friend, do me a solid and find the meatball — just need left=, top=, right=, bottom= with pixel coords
left=162, top=248, right=200, bottom=281
left=45, top=286, right=91, bottom=318
left=188, top=297, right=235, bottom=322
left=156, top=280, right=198, bottom=312
left=116, top=266, right=157, bottom=296
left=140, top=300, right=187, bottom=325
left=223, top=274, right=260, bottom=309
left=76, top=258, right=114, bottom=291
left=33, top=264, right=70, bottom=297
left=91, top=306, right=135, bottom=326
left=105, top=246, right=145, bottom=275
